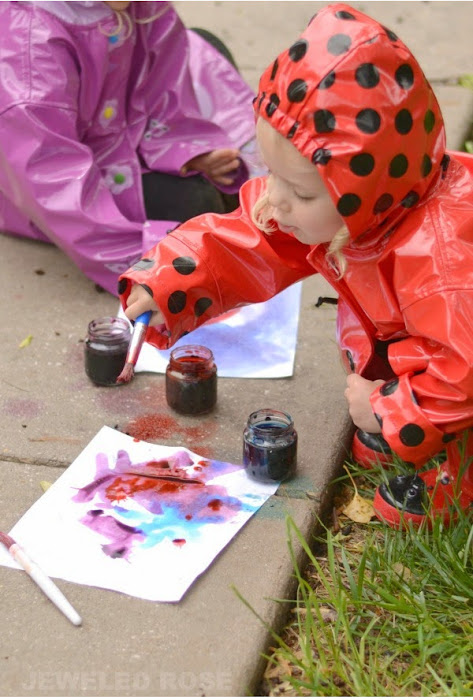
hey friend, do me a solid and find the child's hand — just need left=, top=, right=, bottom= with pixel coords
left=181, top=148, right=241, bottom=186
left=123, top=283, right=163, bottom=327
left=344, top=374, right=385, bottom=433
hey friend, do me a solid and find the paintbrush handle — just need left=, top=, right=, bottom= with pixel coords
left=9, top=543, right=82, bottom=627
left=125, top=310, right=152, bottom=367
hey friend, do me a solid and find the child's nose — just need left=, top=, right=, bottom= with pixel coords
left=268, top=179, right=290, bottom=212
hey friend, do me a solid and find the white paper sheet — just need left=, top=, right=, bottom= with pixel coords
left=118, top=283, right=302, bottom=378
left=0, top=427, right=278, bottom=602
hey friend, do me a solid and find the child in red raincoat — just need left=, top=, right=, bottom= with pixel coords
left=118, top=3, right=473, bottom=528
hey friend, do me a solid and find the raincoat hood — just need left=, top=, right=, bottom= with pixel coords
left=254, top=3, right=446, bottom=244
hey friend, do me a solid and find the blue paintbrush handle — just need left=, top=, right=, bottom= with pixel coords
left=125, top=310, right=152, bottom=366
left=136, top=310, right=152, bottom=325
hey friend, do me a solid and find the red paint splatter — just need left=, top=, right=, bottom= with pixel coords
left=123, top=413, right=218, bottom=448
left=124, top=414, right=179, bottom=441
left=172, top=538, right=186, bottom=547
left=207, top=498, right=222, bottom=511
left=158, top=482, right=180, bottom=494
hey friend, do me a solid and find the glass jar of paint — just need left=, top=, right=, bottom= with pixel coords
left=165, top=345, right=217, bottom=415
left=243, top=409, right=297, bottom=483
left=84, top=317, right=131, bottom=386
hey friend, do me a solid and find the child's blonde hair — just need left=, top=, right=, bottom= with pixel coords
left=251, top=189, right=350, bottom=278
left=101, top=4, right=169, bottom=40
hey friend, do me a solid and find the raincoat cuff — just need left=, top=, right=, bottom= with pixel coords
left=370, top=373, right=445, bottom=467
left=118, top=236, right=221, bottom=351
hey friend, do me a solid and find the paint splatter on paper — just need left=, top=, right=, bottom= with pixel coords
left=0, top=427, right=278, bottom=601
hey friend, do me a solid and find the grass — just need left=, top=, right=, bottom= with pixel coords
left=257, top=462, right=473, bottom=697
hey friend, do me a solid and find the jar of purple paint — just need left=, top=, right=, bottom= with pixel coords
left=243, top=409, right=297, bottom=483
left=84, top=317, right=131, bottom=386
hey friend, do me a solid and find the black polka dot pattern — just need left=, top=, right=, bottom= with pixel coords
left=270, top=60, right=278, bottom=81
left=374, top=193, right=394, bottom=214
left=421, top=154, right=432, bottom=177
left=356, top=109, right=381, bottom=134
left=389, top=154, right=408, bottom=178
left=399, top=423, right=425, bottom=447
left=172, top=256, right=196, bottom=275
left=287, top=79, right=307, bottom=103
left=346, top=349, right=355, bottom=371
left=383, top=26, right=398, bottom=42
left=266, top=93, right=280, bottom=117
left=194, top=298, right=213, bottom=317
left=355, top=63, right=379, bottom=88
left=312, top=148, right=332, bottom=165
left=424, top=110, right=435, bottom=133
left=380, top=378, right=399, bottom=395
left=318, top=71, right=335, bottom=89
left=117, top=278, right=128, bottom=295
left=168, top=290, right=186, bottom=314
left=327, top=33, right=352, bottom=55
left=395, top=109, right=413, bottom=134
left=314, top=109, right=335, bottom=133
left=401, top=191, right=419, bottom=208
left=253, top=2, right=445, bottom=241
left=350, top=153, right=375, bottom=176
left=289, top=40, right=308, bottom=62
left=440, top=154, right=450, bottom=173
left=337, top=193, right=361, bottom=216
left=395, top=64, right=414, bottom=89
left=335, top=10, right=356, bottom=20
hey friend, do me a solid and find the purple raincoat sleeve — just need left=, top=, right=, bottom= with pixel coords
left=0, top=1, right=259, bottom=295
left=0, top=101, right=150, bottom=295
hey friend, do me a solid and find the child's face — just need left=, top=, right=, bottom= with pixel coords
left=256, top=119, right=344, bottom=246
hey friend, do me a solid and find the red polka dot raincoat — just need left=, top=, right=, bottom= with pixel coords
left=120, top=4, right=473, bottom=470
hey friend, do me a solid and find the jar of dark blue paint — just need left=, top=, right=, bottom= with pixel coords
left=84, top=317, right=130, bottom=386
left=243, top=409, right=297, bottom=483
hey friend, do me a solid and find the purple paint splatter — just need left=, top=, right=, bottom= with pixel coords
left=73, top=449, right=249, bottom=559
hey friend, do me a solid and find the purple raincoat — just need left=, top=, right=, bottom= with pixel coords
left=0, top=1, right=259, bottom=294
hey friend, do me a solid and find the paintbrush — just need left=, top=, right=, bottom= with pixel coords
left=116, top=310, right=152, bottom=384
left=0, top=531, right=82, bottom=626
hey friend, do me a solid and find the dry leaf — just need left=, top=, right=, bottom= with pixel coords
left=392, top=561, right=413, bottom=581
left=318, top=605, right=338, bottom=623
left=340, top=464, right=375, bottom=523
left=18, top=334, right=33, bottom=348
left=341, top=491, right=375, bottom=523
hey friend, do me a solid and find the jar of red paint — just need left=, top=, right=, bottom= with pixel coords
left=84, top=317, right=131, bottom=386
left=165, top=345, right=217, bottom=415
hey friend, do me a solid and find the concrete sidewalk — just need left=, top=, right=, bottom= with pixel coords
left=1, top=2, right=473, bottom=697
